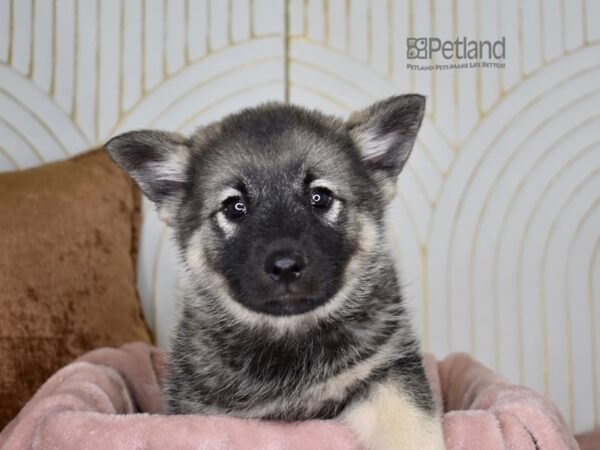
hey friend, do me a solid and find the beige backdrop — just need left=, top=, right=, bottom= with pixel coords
left=1, top=0, right=599, bottom=433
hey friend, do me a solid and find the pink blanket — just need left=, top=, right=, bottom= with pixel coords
left=0, top=342, right=583, bottom=449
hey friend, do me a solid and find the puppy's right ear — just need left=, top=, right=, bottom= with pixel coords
left=105, top=130, right=190, bottom=225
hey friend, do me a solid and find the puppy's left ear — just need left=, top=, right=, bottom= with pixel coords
left=347, top=94, right=425, bottom=201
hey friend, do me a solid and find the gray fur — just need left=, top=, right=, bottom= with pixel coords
left=105, top=95, right=437, bottom=428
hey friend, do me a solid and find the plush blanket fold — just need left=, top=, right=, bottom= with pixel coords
left=0, top=342, right=582, bottom=449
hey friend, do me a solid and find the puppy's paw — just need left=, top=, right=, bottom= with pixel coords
left=342, top=383, right=444, bottom=450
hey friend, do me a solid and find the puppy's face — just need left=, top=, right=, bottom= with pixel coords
left=179, top=114, right=373, bottom=316
left=106, top=95, right=425, bottom=317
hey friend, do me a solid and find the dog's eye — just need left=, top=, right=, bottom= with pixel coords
left=309, top=187, right=332, bottom=208
left=223, top=197, right=247, bottom=219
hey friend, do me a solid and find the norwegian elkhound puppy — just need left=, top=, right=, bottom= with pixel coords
left=106, top=94, right=444, bottom=449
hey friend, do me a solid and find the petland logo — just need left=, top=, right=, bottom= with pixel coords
left=406, top=37, right=506, bottom=71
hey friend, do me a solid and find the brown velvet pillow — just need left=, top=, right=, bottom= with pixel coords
left=0, top=150, right=153, bottom=428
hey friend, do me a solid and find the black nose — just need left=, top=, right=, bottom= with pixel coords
left=265, top=251, right=305, bottom=284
